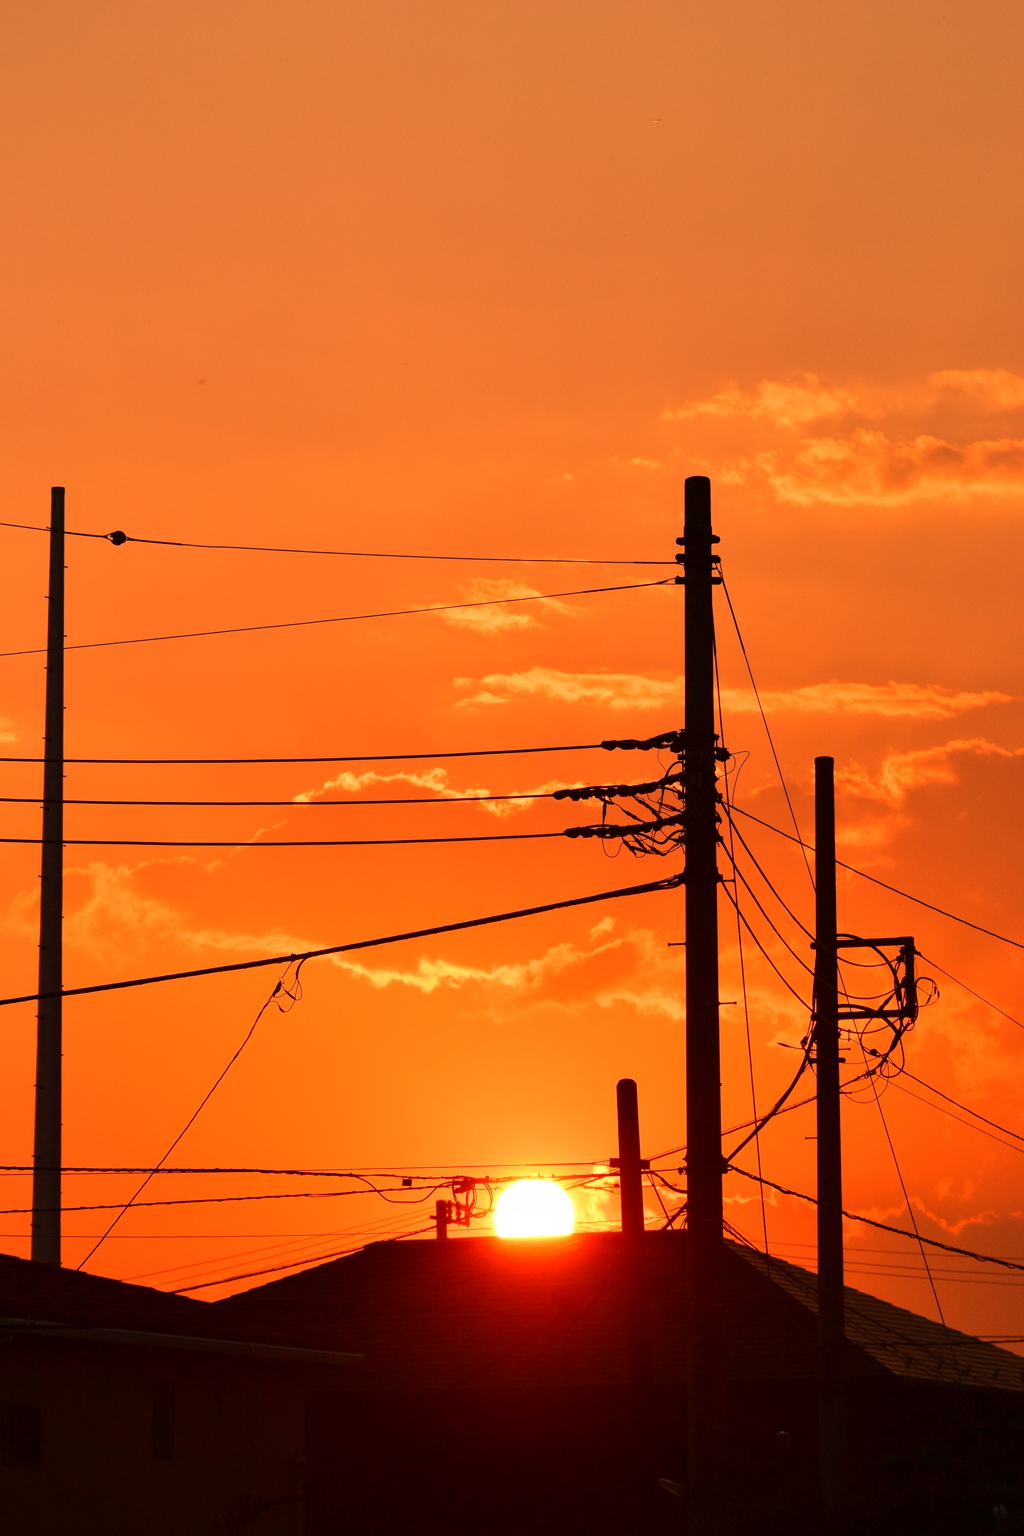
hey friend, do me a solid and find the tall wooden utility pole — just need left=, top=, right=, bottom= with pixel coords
left=680, top=475, right=726, bottom=1533
left=31, top=487, right=65, bottom=1265
left=814, top=756, right=847, bottom=1509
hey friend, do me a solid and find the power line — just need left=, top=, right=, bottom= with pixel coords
left=719, top=843, right=814, bottom=975
left=723, top=812, right=813, bottom=940
left=890, top=1079, right=1024, bottom=1157
left=719, top=573, right=814, bottom=889
left=897, top=1070, right=1024, bottom=1147
left=9, top=1186, right=440, bottom=1216
left=169, top=1223, right=436, bottom=1294
left=0, top=1160, right=601, bottom=1174
left=717, top=661, right=771, bottom=1259
left=0, top=774, right=676, bottom=808
left=864, top=1057, right=962, bottom=1380
left=726, top=1165, right=1024, bottom=1274
left=731, top=806, right=1024, bottom=953
left=720, top=885, right=812, bottom=1009
left=0, top=831, right=567, bottom=847
left=0, top=738, right=630, bottom=767
left=18, top=1168, right=598, bottom=1216
left=0, top=792, right=561, bottom=807
left=0, top=518, right=672, bottom=566
left=0, top=578, right=670, bottom=659
left=916, top=950, right=1024, bottom=1032
left=0, top=869, right=683, bottom=1009
left=75, top=964, right=306, bottom=1270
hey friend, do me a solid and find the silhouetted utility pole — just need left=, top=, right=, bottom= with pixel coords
left=615, top=1078, right=650, bottom=1382
left=31, top=488, right=65, bottom=1265
left=616, top=1078, right=645, bottom=1243
left=813, top=756, right=847, bottom=1509
left=679, top=476, right=726, bottom=1533
left=615, top=1078, right=652, bottom=1498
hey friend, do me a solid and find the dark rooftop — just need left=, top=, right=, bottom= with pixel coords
left=212, top=1229, right=1024, bottom=1394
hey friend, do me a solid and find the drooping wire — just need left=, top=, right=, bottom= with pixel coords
left=718, top=571, right=814, bottom=888
left=862, top=1044, right=963, bottom=1382
left=171, top=1221, right=437, bottom=1293
left=723, top=813, right=813, bottom=941
left=715, top=641, right=770, bottom=1259
left=4, top=1184, right=446, bottom=1216
left=0, top=788, right=593, bottom=808
left=0, top=518, right=673, bottom=566
left=720, top=885, right=813, bottom=1010
left=888, top=1079, right=1024, bottom=1156
left=0, top=578, right=671, bottom=659
left=0, top=831, right=567, bottom=849
left=644, top=1168, right=672, bottom=1224
left=719, top=842, right=815, bottom=975
left=0, top=869, right=684, bottom=1010
left=0, top=738, right=636, bottom=767
left=897, top=1070, right=1024, bottom=1148
left=915, top=952, right=1024, bottom=1032
left=725, top=1165, right=1024, bottom=1274
left=731, top=807, right=1024, bottom=955
left=75, top=961, right=307, bottom=1271
left=724, top=1045, right=814, bottom=1164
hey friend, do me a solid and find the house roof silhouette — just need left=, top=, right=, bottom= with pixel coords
left=211, top=1229, right=1024, bottom=1392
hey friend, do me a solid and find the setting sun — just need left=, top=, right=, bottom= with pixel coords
left=494, top=1181, right=575, bottom=1239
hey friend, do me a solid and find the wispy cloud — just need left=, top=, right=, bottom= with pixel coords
left=665, top=374, right=862, bottom=428
left=839, top=737, right=1024, bottom=809
left=294, top=765, right=584, bottom=818
left=456, top=668, right=683, bottom=710
left=730, top=681, right=1014, bottom=719
left=662, top=369, right=1024, bottom=507
left=930, top=369, right=1024, bottom=410
left=456, top=669, right=1011, bottom=720
left=294, top=766, right=490, bottom=802
left=433, top=578, right=575, bottom=633
left=763, top=430, right=1024, bottom=506
left=0, top=859, right=318, bottom=964
left=332, top=921, right=687, bottom=1020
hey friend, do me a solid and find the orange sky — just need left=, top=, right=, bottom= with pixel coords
left=1, top=1, right=1023, bottom=1338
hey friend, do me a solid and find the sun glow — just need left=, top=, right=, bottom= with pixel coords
left=494, top=1180, right=575, bottom=1238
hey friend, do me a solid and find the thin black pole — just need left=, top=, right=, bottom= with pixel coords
left=616, top=1078, right=651, bottom=1499
left=616, top=1078, right=650, bottom=1382
left=616, top=1078, right=645, bottom=1243
left=814, top=756, right=847, bottom=1509
left=681, top=476, right=726, bottom=1533
left=31, top=487, right=65, bottom=1265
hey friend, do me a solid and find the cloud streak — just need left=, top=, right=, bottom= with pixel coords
left=432, top=578, right=574, bottom=633
left=763, top=430, right=1024, bottom=506
left=665, top=374, right=862, bottom=428
left=663, top=369, right=1024, bottom=507
left=294, top=765, right=584, bottom=818
left=332, top=921, right=687, bottom=1020
left=456, top=669, right=1011, bottom=720
left=839, top=737, right=1024, bottom=809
